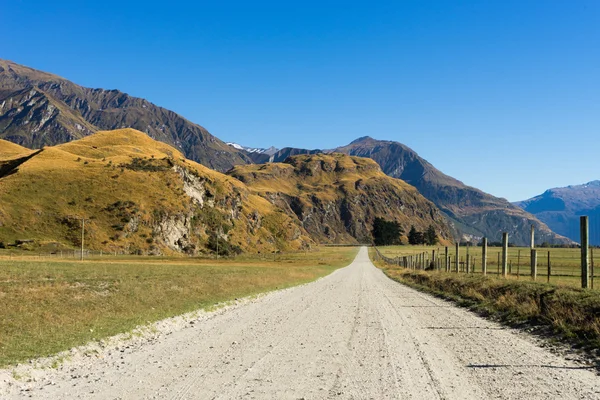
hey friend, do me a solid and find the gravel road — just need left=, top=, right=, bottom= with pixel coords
left=2, top=247, right=599, bottom=399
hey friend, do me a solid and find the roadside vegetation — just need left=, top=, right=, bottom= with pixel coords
left=0, top=246, right=357, bottom=367
left=377, top=245, right=599, bottom=288
left=371, top=246, right=600, bottom=354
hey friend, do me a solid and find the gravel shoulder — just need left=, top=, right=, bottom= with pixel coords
left=2, top=247, right=599, bottom=399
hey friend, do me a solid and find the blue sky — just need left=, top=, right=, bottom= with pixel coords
left=2, top=1, right=599, bottom=201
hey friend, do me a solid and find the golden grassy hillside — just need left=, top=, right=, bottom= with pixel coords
left=0, top=129, right=312, bottom=254
left=0, top=139, right=32, bottom=159
left=229, top=153, right=453, bottom=245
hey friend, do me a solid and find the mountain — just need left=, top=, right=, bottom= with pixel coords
left=228, top=153, right=452, bottom=245
left=0, top=60, right=571, bottom=246
left=0, top=128, right=312, bottom=254
left=0, top=59, right=251, bottom=171
left=514, top=181, right=600, bottom=245
left=226, top=142, right=279, bottom=156
left=335, top=137, right=568, bottom=245
left=236, top=136, right=569, bottom=246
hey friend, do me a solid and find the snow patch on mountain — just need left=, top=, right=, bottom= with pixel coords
left=227, top=143, right=279, bottom=156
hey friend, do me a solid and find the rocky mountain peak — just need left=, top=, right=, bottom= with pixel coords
left=349, top=136, right=375, bottom=144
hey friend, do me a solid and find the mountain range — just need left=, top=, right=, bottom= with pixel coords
left=515, top=181, right=600, bottom=245
left=0, top=129, right=451, bottom=253
left=0, top=59, right=571, bottom=246
left=237, top=137, right=567, bottom=245
left=0, top=59, right=251, bottom=171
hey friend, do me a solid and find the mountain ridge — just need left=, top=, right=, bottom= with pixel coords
left=0, top=59, right=251, bottom=171
left=514, top=180, right=600, bottom=245
left=0, top=60, right=571, bottom=245
left=235, top=136, right=569, bottom=246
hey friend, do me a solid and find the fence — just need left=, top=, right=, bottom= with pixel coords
left=374, top=216, right=598, bottom=290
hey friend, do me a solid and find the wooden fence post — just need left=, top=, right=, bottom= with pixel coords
left=445, top=246, right=449, bottom=271
left=497, top=252, right=500, bottom=275
left=502, top=232, right=508, bottom=277
left=482, top=237, right=487, bottom=275
left=455, top=242, right=459, bottom=273
left=466, top=244, right=470, bottom=273
left=581, top=216, right=590, bottom=289
left=530, top=224, right=535, bottom=249
left=530, top=249, right=537, bottom=281
left=547, top=250, right=551, bottom=283
left=591, top=247, right=595, bottom=289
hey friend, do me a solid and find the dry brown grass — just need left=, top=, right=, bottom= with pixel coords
left=0, top=246, right=358, bottom=367
left=0, top=140, right=32, bottom=159
left=377, top=245, right=599, bottom=288
left=0, top=128, right=312, bottom=254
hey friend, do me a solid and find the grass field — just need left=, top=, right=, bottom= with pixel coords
left=376, top=245, right=599, bottom=289
left=0, top=246, right=358, bottom=367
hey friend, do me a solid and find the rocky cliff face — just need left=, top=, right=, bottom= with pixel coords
left=228, top=153, right=452, bottom=245
left=0, top=129, right=312, bottom=254
left=0, top=59, right=251, bottom=172
left=254, top=137, right=569, bottom=245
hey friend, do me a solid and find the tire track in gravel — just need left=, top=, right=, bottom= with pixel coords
left=2, top=247, right=599, bottom=399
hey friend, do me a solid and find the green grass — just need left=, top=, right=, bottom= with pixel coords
left=371, top=248, right=600, bottom=353
left=0, top=246, right=357, bottom=367
left=377, top=245, right=599, bottom=289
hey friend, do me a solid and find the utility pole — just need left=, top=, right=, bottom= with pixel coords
left=80, top=217, right=88, bottom=261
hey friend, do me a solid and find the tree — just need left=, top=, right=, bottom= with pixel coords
left=425, top=225, right=438, bottom=245
left=408, top=225, right=425, bottom=245
left=372, top=217, right=403, bottom=246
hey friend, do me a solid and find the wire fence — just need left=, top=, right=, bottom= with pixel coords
left=374, top=245, right=598, bottom=289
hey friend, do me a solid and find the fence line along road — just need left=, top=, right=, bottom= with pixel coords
left=375, top=216, right=597, bottom=289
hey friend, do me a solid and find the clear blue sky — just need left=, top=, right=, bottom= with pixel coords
left=2, top=1, right=599, bottom=201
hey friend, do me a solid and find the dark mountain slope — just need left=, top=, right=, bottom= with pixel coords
left=0, top=59, right=251, bottom=171
left=336, top=137, right=568, bottom=245
left=515, top=181, right=600, bottom=245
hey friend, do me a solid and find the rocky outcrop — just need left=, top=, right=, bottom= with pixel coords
left=229, top=153, right=452, bottom=245
left=254, top=136, right=570, bottom=246
left=0, top=129, right=313, bottom=255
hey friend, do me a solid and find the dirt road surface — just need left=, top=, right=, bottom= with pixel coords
left=2, top=247, right=598, bottom=399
